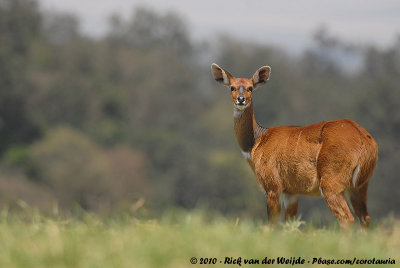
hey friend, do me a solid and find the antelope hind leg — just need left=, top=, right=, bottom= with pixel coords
left=349, top=183, right=370, bottom=229
left=321, top=188, right=355, bottom=228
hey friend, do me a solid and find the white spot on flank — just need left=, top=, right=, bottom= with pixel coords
left=283, top=137, right=289, bottom=151
left=295, top=131, right=302, bottom=154
left=241, top=150, right=251, bottom=160
left=281, top=194, right=297, bottom=208
left=352, top=164, right=360, bottom=187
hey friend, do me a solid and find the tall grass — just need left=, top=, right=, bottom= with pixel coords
left=0, top=208, right=398, bottom=267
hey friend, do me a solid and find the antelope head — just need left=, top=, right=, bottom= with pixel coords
left=211, top=63, right=271, bottom=111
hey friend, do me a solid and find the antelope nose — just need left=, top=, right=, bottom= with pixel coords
left=238, top=96, right=245, bottom=104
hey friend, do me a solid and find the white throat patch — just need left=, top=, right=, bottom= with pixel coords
left=233, top=108, right=245, bottom=118
left=233, top=105, right=250, bottom=118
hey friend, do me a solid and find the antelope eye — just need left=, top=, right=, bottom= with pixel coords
left=230, top=86, right=235, bottom=92
left=248, top=87, right=253, bottom=92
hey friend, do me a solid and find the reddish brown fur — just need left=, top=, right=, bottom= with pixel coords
left=230, top=78, right=254, bottom=105
left=211, top=63, right=378, bottom=228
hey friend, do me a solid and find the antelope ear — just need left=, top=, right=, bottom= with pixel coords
left=252, top=66, right=271, bottom=88
left=211, top=63, right=233, bottom=87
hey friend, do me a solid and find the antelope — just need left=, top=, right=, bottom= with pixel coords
left=211, top=63, right=378, bottom=228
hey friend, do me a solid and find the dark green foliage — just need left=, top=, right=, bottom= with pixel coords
left=0, top=0, right=398, bottom=221
left=0, top=0, right=41, bottom=153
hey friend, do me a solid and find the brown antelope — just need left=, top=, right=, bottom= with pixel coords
left=211, top=63, right=378, bottom=228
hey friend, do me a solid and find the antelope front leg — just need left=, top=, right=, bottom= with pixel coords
left=282, top=194, right=299, bottom=221
left=266, top=191, right=281, bottom=224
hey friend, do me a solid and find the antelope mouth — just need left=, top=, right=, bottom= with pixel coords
left=234, top=103, right=250, bottom=110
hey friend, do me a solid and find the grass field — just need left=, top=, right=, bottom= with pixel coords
left=0, top=208, right=399, bottom=267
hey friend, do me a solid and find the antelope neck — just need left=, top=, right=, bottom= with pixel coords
left=233, top=103, right=267, bottom=153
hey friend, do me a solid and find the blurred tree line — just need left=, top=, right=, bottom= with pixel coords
left=0, top=0, right=399, bottom=221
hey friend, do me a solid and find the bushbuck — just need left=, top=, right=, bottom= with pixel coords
left=211, top=63, right=378, bottom=228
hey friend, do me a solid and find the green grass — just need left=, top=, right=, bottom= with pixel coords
left=0, top=209, right=399, bottom=267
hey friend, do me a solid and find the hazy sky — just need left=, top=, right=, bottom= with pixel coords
left=39, top=0, right=400, bottom=53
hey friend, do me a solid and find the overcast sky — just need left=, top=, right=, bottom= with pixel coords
left=39, top=0, right=400, bottom=53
